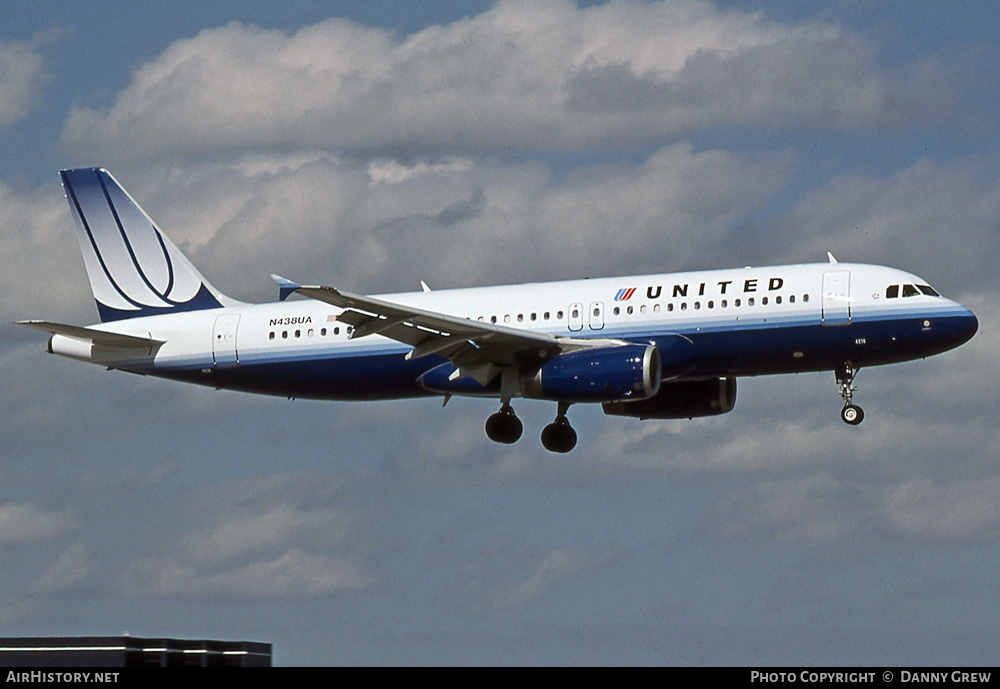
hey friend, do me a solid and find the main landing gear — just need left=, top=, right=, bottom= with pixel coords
left=484, top=401, right=578, bottom=453
left=541, top=402, right=577, bottom=454
left=836, top=362, right=864, bottom=425
left=485, top=403, right=522, bottom=444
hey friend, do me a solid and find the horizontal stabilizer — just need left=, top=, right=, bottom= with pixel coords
left=16, top=320, right=164, bottom=348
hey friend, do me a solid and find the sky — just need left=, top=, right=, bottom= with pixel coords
left=1, top=0, right=998, bottom=666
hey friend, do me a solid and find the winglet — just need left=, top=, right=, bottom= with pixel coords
left=270, top=274, right=301, bottom=302
left=827, top=252, right=838, bottom=264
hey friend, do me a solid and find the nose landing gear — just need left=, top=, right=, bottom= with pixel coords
left=836, top=362, right=864, bottom=425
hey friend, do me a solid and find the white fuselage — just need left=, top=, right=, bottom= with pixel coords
left=52, top=261, right=977, bottom=402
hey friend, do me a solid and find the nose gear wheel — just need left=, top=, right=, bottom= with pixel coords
left=835, top=362, right=864, bottom=425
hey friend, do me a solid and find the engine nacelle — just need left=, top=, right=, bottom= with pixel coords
left=522, top=344, right=661, bottom=403
left=602, top=377, right=736, bottom=419
left=418, top=344, right=662, bottom=403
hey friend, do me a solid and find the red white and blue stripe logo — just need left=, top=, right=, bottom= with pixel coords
left=614, top=287, right=637, bottom=301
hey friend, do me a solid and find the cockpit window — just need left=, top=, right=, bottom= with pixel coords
left=902, top=284, right=920, bottom=297
left=886, top=285, right=899, bottom=299
left=917, top=284, right=940, bottom=297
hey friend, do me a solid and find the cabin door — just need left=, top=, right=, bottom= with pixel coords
left=212, top=314, right=241, bottom=366
left=822, top=271, right=851, bottom=326
left=568, top=303, right=584, bottom=332
left=589, top=301, right=605, bottom=330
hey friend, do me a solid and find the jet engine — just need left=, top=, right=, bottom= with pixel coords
left=602, top=377, right=736, bottom=419
left=521, top=344, right=661, bottom=402
left=419, top=343, right=661, bottom=403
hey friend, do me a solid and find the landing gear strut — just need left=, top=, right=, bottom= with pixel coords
left=541, top=402, right=577, bottom=453
left=485, top=403, right=523, bottom=444
left=836, top=362, right=864, bottom=425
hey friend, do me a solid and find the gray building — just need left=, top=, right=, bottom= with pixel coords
left=0, top=637, right=271, bottom=667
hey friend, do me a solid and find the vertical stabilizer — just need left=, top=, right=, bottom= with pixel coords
left=60, top=168, right=236, bottom=322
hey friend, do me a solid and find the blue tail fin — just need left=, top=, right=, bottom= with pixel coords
left=61, top=168, right=235, bottom=322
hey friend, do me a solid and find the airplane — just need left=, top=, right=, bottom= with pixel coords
left=18, top=168, right=979, bottom=453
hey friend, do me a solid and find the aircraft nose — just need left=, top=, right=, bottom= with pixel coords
left=959, top=309, right=979, bottom=343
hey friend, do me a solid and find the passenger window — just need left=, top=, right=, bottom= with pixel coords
left=886, top=285, right=899, bottom=299
left=269, top=332, right=275, bottom=340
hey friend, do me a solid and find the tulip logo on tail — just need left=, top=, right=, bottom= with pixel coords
left=61, top=168, right=224, bottom=322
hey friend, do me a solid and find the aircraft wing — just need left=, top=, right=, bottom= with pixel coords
left=296, top=285, right=598, bottom=384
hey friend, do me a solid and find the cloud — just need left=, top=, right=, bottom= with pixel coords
left=62, top=0, right=969, bottom=162
left=0, top=503, right=75, bottom=546
left=494, top=547, right=615, bottom=606
left=770, top=156, right=1000, bottom=292
left=884, top=477, right=1000, bottom=541
left=14, top=141, right=780, bottom=310
left=123, top=474, right=372, bottom=599
left=0, top=38, right=47, bottom=129
left=30, top=543, right=94, bottom=594
left=126, top=548, right=369, bottom=599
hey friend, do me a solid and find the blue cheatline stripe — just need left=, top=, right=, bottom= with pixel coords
left=128, top=307, right=975, bottom=404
